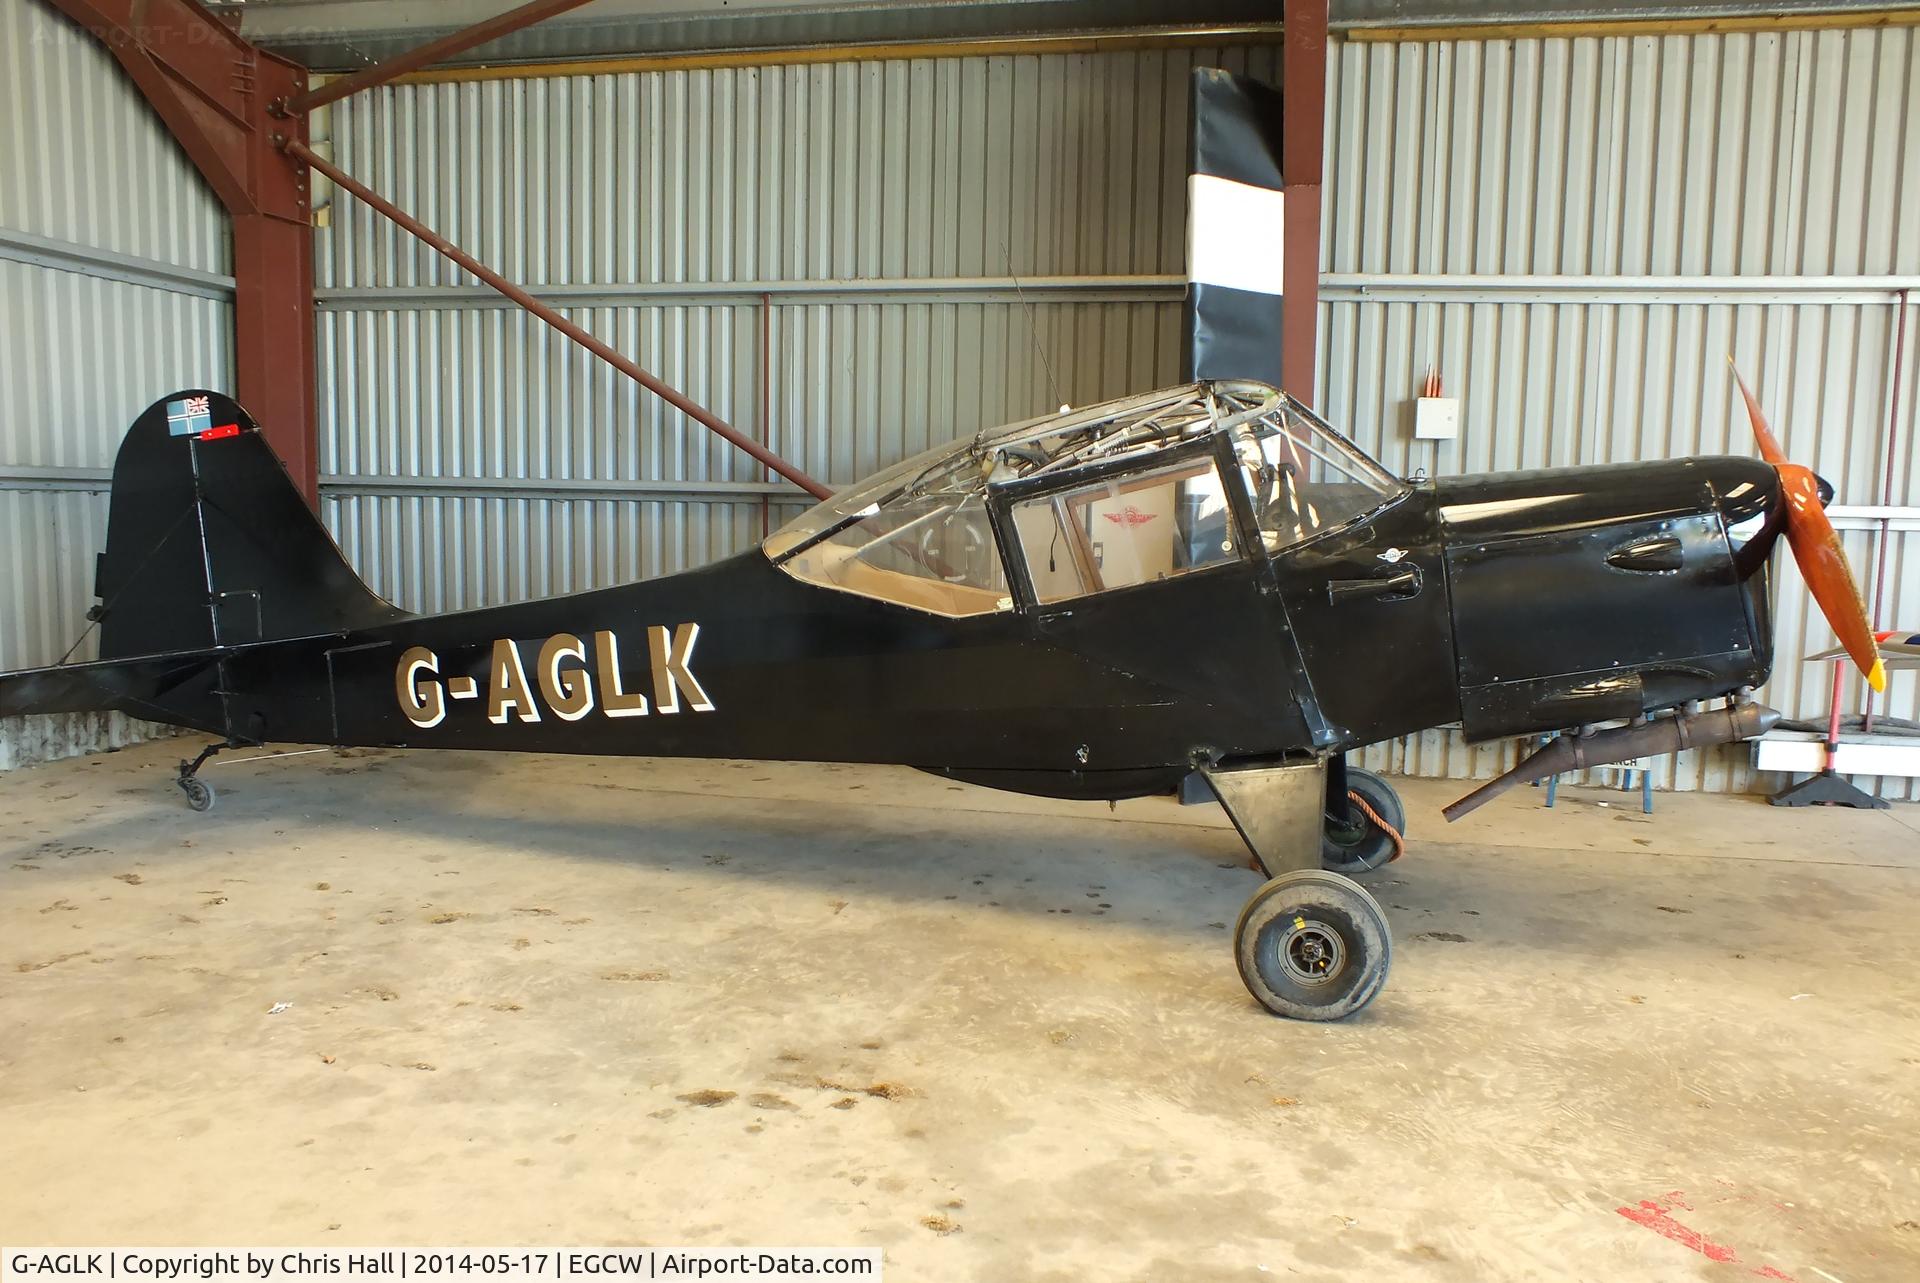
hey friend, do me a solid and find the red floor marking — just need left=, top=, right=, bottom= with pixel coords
left=1614, top=1191, right=1799, bottom=1281
left=1618, top=1199, right=1739, bottom=1264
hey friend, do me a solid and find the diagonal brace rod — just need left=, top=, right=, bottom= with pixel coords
left=278, top=0, right=601, bottom=117
left=282, top=138, right=829, bottom=500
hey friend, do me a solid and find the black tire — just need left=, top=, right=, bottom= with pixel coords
left=1234, top=869, right=1391, bottom=1020
left=1321, top=766, right=1405, bottom=875
left=180, top=777, right=215, bottom=813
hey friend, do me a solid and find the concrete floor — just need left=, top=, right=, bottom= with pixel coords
left=2, top=740, right=1918, bottom=1281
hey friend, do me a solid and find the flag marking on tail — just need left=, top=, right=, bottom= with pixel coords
left=165, top=396, right=212, bottom=436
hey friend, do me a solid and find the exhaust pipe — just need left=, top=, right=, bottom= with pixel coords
left=1442, top=701, right=1780, bottom=822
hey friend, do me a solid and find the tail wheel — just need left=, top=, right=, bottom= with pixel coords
left=178, top=777, right=215, bottom=813
left=1322, top=767, right=1405, bottom=875
left=1234, top=869, right=1392, bottom=1020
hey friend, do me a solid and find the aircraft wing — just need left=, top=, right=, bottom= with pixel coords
left=0, top=652, right=218, bottom=719
left=1877, top=643, right=1920, bottom=669
left=1806, top=635, right=1920, bottom=669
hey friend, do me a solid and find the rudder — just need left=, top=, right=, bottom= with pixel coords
left=95, top=390, right=404, bottom=659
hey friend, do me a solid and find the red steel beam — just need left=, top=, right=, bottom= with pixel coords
left=1281, top=0, right=1328, bottom=403
left=283, top=138, right=830, bottom=500
left=278, top=0, right=600, bottom=116
left=39, top=0, right=319, bottom=504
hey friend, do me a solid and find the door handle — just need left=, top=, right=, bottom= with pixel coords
left=1326, top=565, right=1421, bottom=604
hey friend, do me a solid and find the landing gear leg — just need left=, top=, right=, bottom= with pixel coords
left=175, top=742, right=226, bottom=813
left=1203, top=758, right=1393, bottom=1021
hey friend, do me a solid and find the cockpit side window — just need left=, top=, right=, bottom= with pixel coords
left=1009, top=456, right=1242, bottom=605
left=775, top=489, right=1011, bottom=618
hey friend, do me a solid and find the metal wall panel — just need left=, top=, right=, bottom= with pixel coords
left=317, top=51, right=1287, bottom=289
left=316, top=300, right=1187, bottom=497
left=0, top=3, right=229, bottom=274
left=1324, top=27, right=1920, bottom=797
left=0, top=0, right=233, bottom=767
left=1323, top=30, right=1920, bottom=279
left=0, top=259, right=233, bottom=471
left=323, top=494, right=814, bottom=614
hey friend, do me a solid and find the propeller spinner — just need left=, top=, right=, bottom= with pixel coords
left=1729, top=362, right=1886, bottom=693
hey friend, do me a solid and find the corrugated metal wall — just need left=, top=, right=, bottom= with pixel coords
left=314, top=28, right=1918, bottom=796
left=0, top=0, right=233, bottom=768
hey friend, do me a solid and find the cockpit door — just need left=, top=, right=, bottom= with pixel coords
left=1262, top=486, right=1461, bottom=749
left=989, top=435, right=1329, bottom=763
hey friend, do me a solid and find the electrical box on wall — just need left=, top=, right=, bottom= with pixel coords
left=1414, top=396, right=1460, bottom=440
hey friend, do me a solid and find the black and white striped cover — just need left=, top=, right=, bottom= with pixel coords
left=1183, top=67, right=1287, bottom=388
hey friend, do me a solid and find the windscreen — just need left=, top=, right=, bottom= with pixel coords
left=1233, top=400, right=1405, bottom=551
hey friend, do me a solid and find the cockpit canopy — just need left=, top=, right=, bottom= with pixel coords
left=762, top=380, right=1406, bottom=618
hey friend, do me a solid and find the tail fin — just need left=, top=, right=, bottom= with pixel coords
left=1183, top=67, right=1287, bottom=387
left=94, top=390, right=403, bottom=659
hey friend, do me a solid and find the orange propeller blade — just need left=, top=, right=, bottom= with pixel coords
left=1730, top=363, right=1886, bottom=693
left=1729, top=362, right=1787, bottom=466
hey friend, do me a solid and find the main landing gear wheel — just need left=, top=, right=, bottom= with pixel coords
left=178, top=776, right=215, bottom=813
left=1322, top=766, right=1405, bottom=876
left=1235, top=869, right=1392, bottom=1021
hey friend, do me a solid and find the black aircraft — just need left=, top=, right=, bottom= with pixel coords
left=0, top=373, right=1884, bottom=1020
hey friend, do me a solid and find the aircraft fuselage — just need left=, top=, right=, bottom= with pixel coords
left=139, top=454, right=1780, bottom=801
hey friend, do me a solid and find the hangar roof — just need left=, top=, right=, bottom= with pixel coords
left=216, top=0, right=1916, bottom=73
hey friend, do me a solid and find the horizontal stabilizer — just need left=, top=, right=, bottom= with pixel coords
left=0, top=653, right=217, bottom=721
